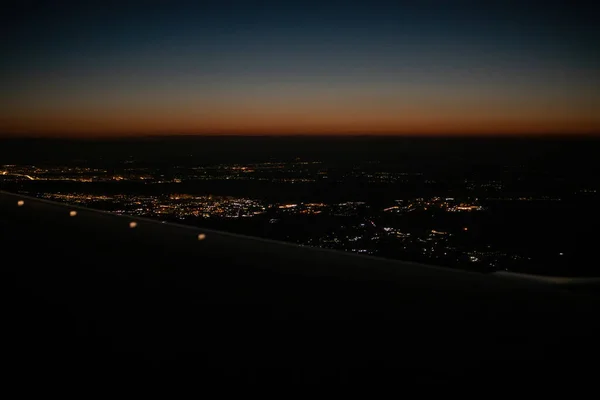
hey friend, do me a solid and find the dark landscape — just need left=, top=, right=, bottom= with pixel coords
left=2, top=136, right=599, bottom=277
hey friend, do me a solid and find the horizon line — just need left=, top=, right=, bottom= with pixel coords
left=1, top=132, right=600, bottom=141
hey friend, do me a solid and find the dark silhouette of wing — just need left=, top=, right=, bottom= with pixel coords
left=2, top=191, right=599, bottom=386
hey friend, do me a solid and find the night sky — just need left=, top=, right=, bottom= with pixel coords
left=1, top=0, right=598, bottom=137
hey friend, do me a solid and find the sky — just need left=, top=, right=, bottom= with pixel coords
left=1, top=0, right=599, bottom=137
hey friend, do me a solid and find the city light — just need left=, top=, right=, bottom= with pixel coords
left=2, top=158, right=573, bottom=275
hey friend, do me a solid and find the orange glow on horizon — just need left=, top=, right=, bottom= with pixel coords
left=1, top=113, right=599, bottom=138
left=3, top=81, right=598, bottom=138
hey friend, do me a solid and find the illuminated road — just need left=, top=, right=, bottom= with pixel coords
left=0, top=170, right=35, bottom=180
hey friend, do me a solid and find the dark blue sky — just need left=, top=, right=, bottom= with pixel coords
left=1, top=0, right=598, bottom=136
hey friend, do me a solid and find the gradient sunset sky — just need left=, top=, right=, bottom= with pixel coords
left=1, top=0, right=598, bottom=137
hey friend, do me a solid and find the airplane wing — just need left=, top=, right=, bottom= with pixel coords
left=2, top=190, right=599, bottom=386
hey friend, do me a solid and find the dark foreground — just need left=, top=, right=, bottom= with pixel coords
left=2, top=190, right=600, bottom=388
